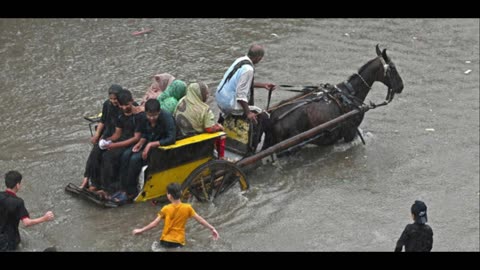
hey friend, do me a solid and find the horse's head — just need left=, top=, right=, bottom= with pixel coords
left=375, top=44, right=404, bottom=101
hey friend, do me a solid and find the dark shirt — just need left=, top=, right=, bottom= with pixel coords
left=100, top=100, right=121, bottom=139
left=142, top=110, right=176, bottom=146
left=395, top=223, right=433, bottom=252
left=116, top=112, right=146, bottom=141
left=0, top=191, right=29, bottom=250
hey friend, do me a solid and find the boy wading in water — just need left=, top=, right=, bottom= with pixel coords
left=132, top=183, right=219, bottom=248
left=395, top=200, right=433, bottom=252
left=1, top=170, right=55, bottom=251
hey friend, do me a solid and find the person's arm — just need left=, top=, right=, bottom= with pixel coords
left=158, top=113, right=176, bottom=146
left=427, top=226, right=433, bottom=251
left=204, top=110, right=223, bottom=133
left=238, top=100, right=257, bottom=124
left=106, top=127, right=121, bottom=142
left=108, top=132, right=141, bottom=150
left=205, top=123, right=224, bottom=133
left=235, top=70, right=257, bottom=123
left=141, top=113, right=176, bottom=159
left=142, top=141, right=160, bottom=160
left=254, top=82, right=276, bottom=91
left=394, top=225, right=409, bottom=252
left=21, top=211, right=54, bottom=227
left=91, top=101, right=110, bottom=144
left=133, top=138, right=146, bottom=152
left=192, top=214, right=219, bottom=240
left=110, top=113, right=145, bottom=149
left=132, top=216, right=161, bottom=235
left=91, top=122, right=104, bottom=144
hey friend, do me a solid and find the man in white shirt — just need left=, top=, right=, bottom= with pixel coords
left=215, top=44, right=276, bottom=153
left=215, top=44, right=276, bottom=124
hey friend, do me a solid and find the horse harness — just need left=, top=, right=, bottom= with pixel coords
left=274, top=82, right=363, bottom=121
left=272, top=80, right=368, bottom=144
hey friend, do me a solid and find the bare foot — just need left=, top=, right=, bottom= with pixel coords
left=220, top=157, right=234, bottom=162
left=79, top=178, right=88, bottom=189
left=95, top=190, right=108, bottom=200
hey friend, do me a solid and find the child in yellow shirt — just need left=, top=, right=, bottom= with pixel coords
left=132, top=182, right=219, bottom=248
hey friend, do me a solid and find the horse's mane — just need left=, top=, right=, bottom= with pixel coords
left=347, top=57, right=378, bottom=81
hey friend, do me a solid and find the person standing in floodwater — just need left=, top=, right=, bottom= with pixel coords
left=132, top=182, right=218, bottom=248
left=395, top=200, right=433, bottom=252
left=0, top=170, right=55, bottom=251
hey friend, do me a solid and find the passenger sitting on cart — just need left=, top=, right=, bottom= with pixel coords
left=156, top=79, right=187, bottom=114
left=215, top=44, right=276, bottom=153
left=174, top=82, right=226, bottom=159
left=94, top=89, right=146, bottom=197
left=140, top=73, right=175, bottom=106
left=114, top=99, right=176, bottom=202
left=80, top=84, right=122, bottom=189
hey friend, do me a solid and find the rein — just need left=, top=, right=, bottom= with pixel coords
left=266, top=89, right=273, bottom=110
left=267, top=89, right=318, bottom=112
left=352, top=60, right=395, bottom=108
left=353, top=73, right=371, bottom=90
left=270, top=56, right=396, bottom=117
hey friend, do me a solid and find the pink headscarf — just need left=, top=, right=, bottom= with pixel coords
left=141, top=73, right=175, bottom=105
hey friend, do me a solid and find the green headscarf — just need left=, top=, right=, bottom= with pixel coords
left=157, top=79, right=187, bottom=113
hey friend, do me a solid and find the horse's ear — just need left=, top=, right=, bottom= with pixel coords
left=382, top=49, right=391, bottom=63
left=376, top=44, right=382, bottom=56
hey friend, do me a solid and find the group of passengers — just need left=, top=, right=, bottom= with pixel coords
left=79, top=43, right=277, bottom=203
left=79, top=78, right=225, bottom=203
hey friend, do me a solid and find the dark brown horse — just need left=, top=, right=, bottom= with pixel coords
left=262, top=45, right=404, bottom=150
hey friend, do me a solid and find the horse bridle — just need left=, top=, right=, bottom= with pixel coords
left=378, top=56, right=395, bottom=103
left=343, top=56, right=394, bottom=109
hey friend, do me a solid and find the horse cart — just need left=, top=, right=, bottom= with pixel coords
left=65, top=126, right=249, bottom=207
left=65, top=100, right=372, bottom=208
left=65, top=45, right=403, bottom=207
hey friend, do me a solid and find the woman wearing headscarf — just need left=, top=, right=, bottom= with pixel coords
left=157, top=79, right=187, bottom=114
left=140, top=73, right=175, bottom=105
left=174, top=82, right=225, bottom=159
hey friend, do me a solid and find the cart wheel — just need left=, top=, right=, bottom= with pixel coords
left=181, top=160, right=249, bottom=202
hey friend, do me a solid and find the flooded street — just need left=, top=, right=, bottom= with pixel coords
left=0, top=18, right=478, bottom=251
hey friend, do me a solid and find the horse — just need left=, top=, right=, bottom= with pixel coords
left=262, top=44, right=404, bottom=150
